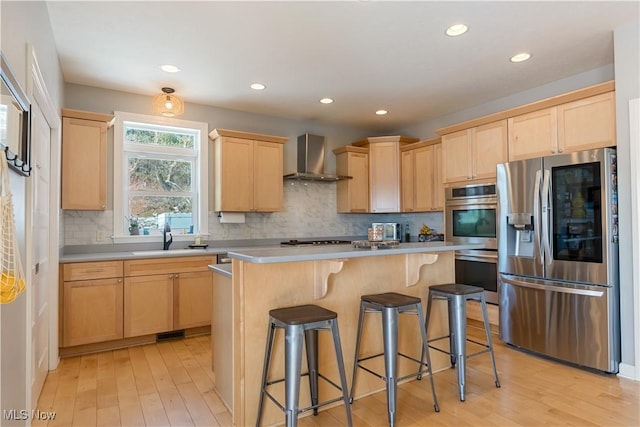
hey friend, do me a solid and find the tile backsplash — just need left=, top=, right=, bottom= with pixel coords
left=63, top=182, right=443, bottom=246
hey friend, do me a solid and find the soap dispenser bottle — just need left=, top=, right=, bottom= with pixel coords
left=405, top=222, right=411, bottom=242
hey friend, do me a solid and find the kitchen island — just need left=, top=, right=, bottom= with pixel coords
left=210, top=242, right=483, bottom=426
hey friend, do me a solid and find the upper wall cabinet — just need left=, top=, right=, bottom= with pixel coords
left=61, top=109, right=115, bottom=210
left=508, top=92, right=616, bottom=161
left=333, top=146, right=369, bottom=213
left=441, top=120, right=508, bottom=184
left=209, top=129, right=288, bottom=212
left=352, top=136, right=419, bottom=213
left=400, top=138, right=443, bottom=212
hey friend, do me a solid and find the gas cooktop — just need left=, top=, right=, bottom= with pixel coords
left=280, top=239, right=352, bottom=246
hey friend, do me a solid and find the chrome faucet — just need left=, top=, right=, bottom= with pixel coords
left=163, top=222, right=173, bottom=250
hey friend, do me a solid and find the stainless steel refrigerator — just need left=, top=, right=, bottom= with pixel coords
left=496, top=148, right=619, bottom=373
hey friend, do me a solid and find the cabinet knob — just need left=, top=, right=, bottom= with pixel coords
left=558, top=148, right=564, bottom=153
left=168, top=274, right=173, bottom=279
left=118, top=279, right=122, bottom=283
left=174, top=274, right=179, bottom=279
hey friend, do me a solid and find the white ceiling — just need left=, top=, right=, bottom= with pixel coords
left=46, top=1, right=639, bottom=133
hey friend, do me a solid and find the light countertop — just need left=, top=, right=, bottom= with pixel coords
left=227, top=242, right=484, bottom=264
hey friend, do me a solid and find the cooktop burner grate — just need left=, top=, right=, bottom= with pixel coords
left=280, top=239, right=352, bottom=246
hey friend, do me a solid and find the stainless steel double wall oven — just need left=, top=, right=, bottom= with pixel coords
left=445, top=183, right=499, bottom=304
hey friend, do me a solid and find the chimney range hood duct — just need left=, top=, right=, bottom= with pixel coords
left=283, top=134, right=351, bottom=181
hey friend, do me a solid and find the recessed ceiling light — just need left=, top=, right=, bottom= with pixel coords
left=510, top=53, right=531, bottom=63
left=319, top=98, right=334, bottom=104
left=445, top=24, right=468, bottom=37
left=250, top=83, right=266, bottom=90
left=160, top=64, right=181, bottom=73
left=375, top=110, right=388, bottom=116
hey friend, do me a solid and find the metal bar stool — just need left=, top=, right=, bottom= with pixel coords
left=350, top=292, right=439, bottom=427
left=256, top=304, right=353, bottom=427
left=425, top=284, right=500, bottom=402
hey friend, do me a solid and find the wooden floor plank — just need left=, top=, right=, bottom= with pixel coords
left=176, top=381, right=219, bottom=426
left=129, top=345, right=160, bottom=396
left=138, top=392, right=171, bottom=426
left=35, top=332, right=639, bottom=427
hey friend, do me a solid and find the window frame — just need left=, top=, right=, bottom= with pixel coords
left=113, top=111, right=208, bottom=242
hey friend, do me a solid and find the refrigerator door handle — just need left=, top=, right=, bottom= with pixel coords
left=541, top=169, right=552, bottom=264
left=500, top=275, right=605, bottom=297
left=533, top=169, right=543, bottom=261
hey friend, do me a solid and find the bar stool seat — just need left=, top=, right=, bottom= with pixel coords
left=350, top=292, right=439, bottom=427
left=256, top=304, right=352, bottom=427
left=425, top=284, right=500, bottom=402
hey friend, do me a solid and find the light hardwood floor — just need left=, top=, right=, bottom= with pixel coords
left=35, top=330, right=639, bottom=426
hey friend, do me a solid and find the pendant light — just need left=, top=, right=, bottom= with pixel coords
left=152, top=87, right=184, bottom=117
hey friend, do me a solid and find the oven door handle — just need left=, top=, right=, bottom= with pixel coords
left=455, top=253, right=498, bottom=263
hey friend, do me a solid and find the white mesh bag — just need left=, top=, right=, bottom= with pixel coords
left=0, top=152, right=26, bottom=304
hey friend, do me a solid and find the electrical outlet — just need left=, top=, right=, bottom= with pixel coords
left=96, top=230, right=107, bottom=241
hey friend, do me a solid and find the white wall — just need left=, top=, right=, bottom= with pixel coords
left=613, top=20, right=640, bottom=379
left=0, top=1, right=64, bottom=424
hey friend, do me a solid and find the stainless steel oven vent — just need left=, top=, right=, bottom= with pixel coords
left=283, top=134, right=351, bottom=181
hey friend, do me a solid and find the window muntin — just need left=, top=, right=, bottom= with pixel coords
left=113, top=112, right=208, bottom=240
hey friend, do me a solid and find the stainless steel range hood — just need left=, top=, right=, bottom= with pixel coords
left=283, top=134, right=351, bottom=181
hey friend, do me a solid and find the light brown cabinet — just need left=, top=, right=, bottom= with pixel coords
left=61, top=109, right=114, bottom=210
left=61, top=261, right=123, bottom=347
left=352, top=136, right=419, bottom=213
left=60, top=255, right=213, bottom=348
left=401, top=138, right=443, bottom=212
left=508, top=92, right=616, bottom=161
left=123, top=255, right=214, bottom=338
left=123, top=274, right=174, bottom=337
left=209, top=129, right=288, bottom=212
left=333, top=146, right=369, bottom=212
left=441, top=120, right=508, bottom=184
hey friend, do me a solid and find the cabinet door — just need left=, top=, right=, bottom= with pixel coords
left=253, top=141, right=284, bottom=212
left=369, top=142, right=400, bottom=212
left=431, top=143, right=444, bottom=210
left=124, top=274, right=173, bottom=337
left=218, top=137, right=253, bottom=211
left=401, top=150, right=415, bottom=212
left=62, top=278, right=123, bottom=347
left=558, top=92, right=616, bottom=153
left=174, top=271, right=213, bottom=329
left=508, top=108, right=558, bottom=161
left=61, top=117, right=107, bottom=210
left=413, top=146, right=433, bottom=211
left=442, top=129, right=472, bottom=183
left=473, top=120, right=508, bottom=180
left=336, top=151, right=369, bottom=213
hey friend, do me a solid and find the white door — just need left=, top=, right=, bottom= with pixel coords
left=30, top=103, right=51, bottom=406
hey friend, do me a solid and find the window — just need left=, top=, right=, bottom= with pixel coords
left=113, top=112, right=208, bottom=241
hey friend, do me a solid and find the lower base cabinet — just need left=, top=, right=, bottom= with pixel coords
left=124, top=274, right=174, bottom=337
left=175, top=271, right=214, bottom=329
left=62, top=278, right=124, bottom=347
left=123, top=256, right=215, bottom=338
left=61, top=256, right=214, bottom=348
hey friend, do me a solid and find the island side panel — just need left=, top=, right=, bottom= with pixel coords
left=212, top=272, right=233, bottom=411
left=233, top=251, right=454, bottom=426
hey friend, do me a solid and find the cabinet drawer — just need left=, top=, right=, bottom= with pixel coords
left=124, top=256, right=216, bottom=276
left=63, top=261, right=123, bottom=281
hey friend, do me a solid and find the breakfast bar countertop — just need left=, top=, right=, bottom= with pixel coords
left=227, top=241, right=484, bottom=264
